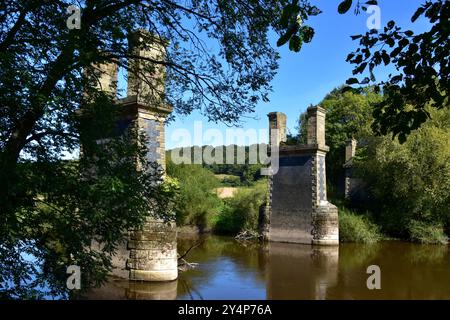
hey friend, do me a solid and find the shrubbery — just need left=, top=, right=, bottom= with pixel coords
left=167, top=161, right=268, bottom=235
left=356, top=107, right=450, bottom=242
left=166, top=161, right=223, bottom=230
left=339, top=207, right=382, bottom=243
left=214, top=180, right=268, bottom=234
left=407, top=220, right=448, bottom=245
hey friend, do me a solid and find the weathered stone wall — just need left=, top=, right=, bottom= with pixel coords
left=311, top=204, right=339, bottom=246
left=128, top=220, right=177, bottom=281
left=84, top=61, right=118, bottom=96
left=269, top=153, right=313, bottom=243
left=137, top=110, right=168, bottom=171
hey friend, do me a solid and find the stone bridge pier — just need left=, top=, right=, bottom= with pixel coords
left=266, top=107, right=339, bottom=245
left=87, top=29, right=177, bottom=282
left=119, top=30, right=177, bottom=282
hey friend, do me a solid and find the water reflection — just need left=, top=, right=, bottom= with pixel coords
left=85, top=235, right=450, bottom=300
left=84, top=278, right=177, bottom=300
left=266, top=243, right=339, bottom=300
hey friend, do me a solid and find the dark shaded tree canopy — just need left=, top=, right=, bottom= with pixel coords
left=341, top=0, right=449, bottom=142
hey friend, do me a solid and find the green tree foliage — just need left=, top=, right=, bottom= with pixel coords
left=0, top=96, right=175, bottom=298
left=356, top=106, right=450, bottom=240
left=168, top=144, right=267, bottom=186
left=166, top=159, right=268, bottom=236
left=342, top=0, right=449, bottom=142
left=215, top=181, right=268, bottom=235
left=276, top=1, right=321, bottom=52
left=280, top=0, right=449, bottom=140
left=319, top=87, right=381, bottom=189
left=166, top=161, right=222, bottom=230
left=294, top=87, right=381, bottom=190
left=339, top=207, right=382, bottom=244
left=408, top=220, right=448, bottom=245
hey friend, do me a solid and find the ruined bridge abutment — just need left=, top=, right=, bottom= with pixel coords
left=266, top=107, right=339, bottom=245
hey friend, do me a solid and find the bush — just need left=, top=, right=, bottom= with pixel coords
left=408, top=220, right=448, bottom=244
left=356, top=107, right=450, bottom=239
left=166, top=162, right=222, bottom=230
left=214, top=180, right=268, bottom=234
left=339, top=208, right=382, bottom=243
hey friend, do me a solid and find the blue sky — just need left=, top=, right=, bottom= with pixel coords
left=165, top=0, right=429, bottom=149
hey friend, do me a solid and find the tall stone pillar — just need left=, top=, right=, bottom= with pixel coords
left=306, top=106, right=326, bottom=147
left=307, top=107, right=339, bottom=245
left=127, top=29, right=167, bottom=107
left=97, top=62, right=118, bottom=96
left=268, top=112, right=287, bottom=147
left=345, top=138, right=357, bottom=163
left=84, top=61, right=118, bottom=97
left=262, top=113, right=287, bottom=241
left=307, top=106, right=339, bottom=245
left=80, top=61, right=118, bottom=157
left=344, top=138, right=357, bottom=200
left=83, top=31, right=177, bottom=283
left=307, top=106, right=329, bottom=207
left=116, top=30, right=177, bottom=282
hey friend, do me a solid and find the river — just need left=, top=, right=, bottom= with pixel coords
left=87, top=235, right=450, bottom=300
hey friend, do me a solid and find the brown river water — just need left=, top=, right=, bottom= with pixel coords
left=87, top=235, right=450, bottom=300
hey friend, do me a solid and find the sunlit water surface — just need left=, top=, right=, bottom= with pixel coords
left=86, top=235, right=450, bottom=300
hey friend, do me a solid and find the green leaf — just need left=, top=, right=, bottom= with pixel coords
left=411, top=7, right=425, bottom=22
left=338, top=0, right=353, bottom=14
left=277, top=32, right=291, bottom=47
left=280, top=4, right=299, bottom=28
left=351, top=34, right=363, bottom=40
left=341, top=86, right=354, bottom=93
left=301, top=26, right=315, bottom=43
left=360, top=77, right=370, bottom=84
left=289, top=35, right=302, bottom=52
left=346, top=78, right=359, bottom=85
left=390, top=46, right=402, bottom=58
left=277, top=24, right=299, bottom=47
left=381, top=51, right=390, bottom=65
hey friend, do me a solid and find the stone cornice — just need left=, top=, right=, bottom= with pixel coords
left=117, top=95, right=173, bottom=116
left=279, top=144, right=330, bottom=155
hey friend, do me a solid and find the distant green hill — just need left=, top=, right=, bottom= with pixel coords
left=166, top=144, right=268, bottom=186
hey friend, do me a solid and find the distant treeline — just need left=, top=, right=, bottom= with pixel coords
left=166, top=144, right=268, bottom=185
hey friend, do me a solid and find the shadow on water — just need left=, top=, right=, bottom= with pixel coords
left=85, top=235, right=450, bottom=300
left=84, top=277, right=178, bottom=300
